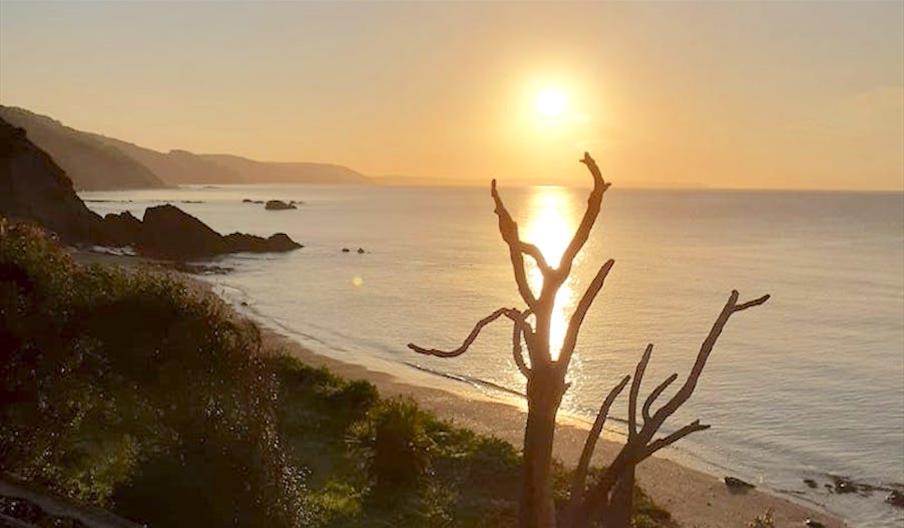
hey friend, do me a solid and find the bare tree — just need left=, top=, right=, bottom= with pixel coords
left=408, top=153, right=769, bottom=528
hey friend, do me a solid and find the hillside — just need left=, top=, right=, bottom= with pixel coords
left=0, top=106, right=165, bottom=191
left=202, top=153, right=371, bottom=185
left=0, top=116, right=106, bottom=242
left=0, top=106, right=371, bottom=188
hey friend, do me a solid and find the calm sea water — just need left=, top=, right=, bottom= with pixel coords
left=82, top=184, right=904, bottom=527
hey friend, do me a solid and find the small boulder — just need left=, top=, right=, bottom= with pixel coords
left=222, top=232, right=302, bottom=253
left=357, top=247, right=365, bottom=254
left=342, top=248, right=350, bottom=253
left=803, top=478, right=818, bottom=489
left=886, top=490, right=904, bottom=508
left=265, top=200, right=297, bottom=211
left=724, top=476, right=755, bottom=491
left=242, top=198, right=253, bottom=203
left=832, top=477, right=856, bottom=494
left=805, top=519, right=826, bottom=528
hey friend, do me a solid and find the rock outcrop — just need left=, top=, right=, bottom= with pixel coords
left=101, top=205, right=302, bottom=259
left=0, top=118, right=107, bottom=243
left=0, top=118, right=303, bottom=259
left=265, top=200, right=297, bottom=210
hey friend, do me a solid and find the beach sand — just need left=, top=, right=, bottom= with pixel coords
left=73, top=250, right=846, bottom=528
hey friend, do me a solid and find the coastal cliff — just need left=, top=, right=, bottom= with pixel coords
left=0, top=117, right=301, bottom=258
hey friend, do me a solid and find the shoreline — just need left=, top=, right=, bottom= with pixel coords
left=73, top=249, right=846, bottom=528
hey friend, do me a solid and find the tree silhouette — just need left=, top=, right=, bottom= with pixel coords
left=408, top=153, right=769, bottom=528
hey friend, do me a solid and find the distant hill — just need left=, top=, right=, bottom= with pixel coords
left=92, top=137, right=242, bottom=185
left=0, top=106, right=165, bottom=191
left=200, top=154, right=371, bottom=185
left=0, top=106, right=371, bottom=189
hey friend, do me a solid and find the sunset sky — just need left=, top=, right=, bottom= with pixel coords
left=1, top=1, right=902, bottom=190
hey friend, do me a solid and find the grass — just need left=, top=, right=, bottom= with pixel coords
left=0, top=222, right=674, bottom=527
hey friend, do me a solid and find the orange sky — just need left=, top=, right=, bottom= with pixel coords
left=1, top=2, right=902, bottom=190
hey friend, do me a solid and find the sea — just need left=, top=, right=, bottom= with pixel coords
left=81, top=184, right=904, bottom=528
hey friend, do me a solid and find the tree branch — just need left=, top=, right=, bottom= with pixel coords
left=642, top=373, right=677, bottom=424
left=628, top=344, right=653, bottom=439
left=568, top=374, right=630, bottom=505
left=491, top=180, right=544, bottom=307
left=641, top=419, right=710, bottom=459
left=407, top=307, right=514, bottom=358
left=557, top=259, right=615, bottom=368
left=573, top=290, right=770, bottom=526
left=646, top=290, right=770, bottom=432
left=557, top=152, right=611, bottom=281
left=511, top=310, right=532, bottom=378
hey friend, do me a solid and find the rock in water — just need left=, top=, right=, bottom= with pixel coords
left=134, top=205, right=302, bottom=259
left=265, top=200, right=296, bottom=210
left=832, top=477, right=856, bottom=494
left=886, top=490, right=904, bottom=508
left=724, top=476, right=755, bottom=490
left=140, top=204, right=225, bottom=258
left=222, top=232, right=302, bottom=253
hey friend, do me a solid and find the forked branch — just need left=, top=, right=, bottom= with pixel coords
left=491, top=180, right=550, bottom=307
left=571, top=290, right=770, bottom=526
left=557, top=153, right=611, bottom=282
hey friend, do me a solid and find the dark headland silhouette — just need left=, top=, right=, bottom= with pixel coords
left=0, top=117, right=301, bottom=259
left=0, top=106, right=371, bottom=190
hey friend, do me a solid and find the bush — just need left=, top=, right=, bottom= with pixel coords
left=0, top=223, right=307, bottom=527
left=348, top=397, right=434, bottom=493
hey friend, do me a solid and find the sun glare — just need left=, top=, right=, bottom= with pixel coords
left=523, top=186, right=577, bottom=361
left=536, top=88, right=567, bottom=118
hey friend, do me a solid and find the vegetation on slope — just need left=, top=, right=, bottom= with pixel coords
left=0, top=223, right=673, bottom=527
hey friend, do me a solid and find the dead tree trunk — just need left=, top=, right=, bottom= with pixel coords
left=407, top=153, right=769, bottom=528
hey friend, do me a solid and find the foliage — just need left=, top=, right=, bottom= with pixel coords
left=0, top=223, right=306, bottom=527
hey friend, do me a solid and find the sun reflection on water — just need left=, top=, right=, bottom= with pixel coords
left=523, top=186, right=577, bottom=361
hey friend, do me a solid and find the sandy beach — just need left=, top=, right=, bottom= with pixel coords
left=73, top=250, right=846, bottom=528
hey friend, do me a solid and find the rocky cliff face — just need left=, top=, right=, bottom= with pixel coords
left=0, top=118, right=302, bottom=259
left=0, top=118, right=107, bottom=243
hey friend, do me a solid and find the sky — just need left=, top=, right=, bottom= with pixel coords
left=1, top=1, right=902, bottom=190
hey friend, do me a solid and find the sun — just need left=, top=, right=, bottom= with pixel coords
left=536, top=88, right=567, bottom=117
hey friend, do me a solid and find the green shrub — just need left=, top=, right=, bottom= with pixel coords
left=348, top=397, right=434, bottom=493
left=0, top=223, right=307, bottom=527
